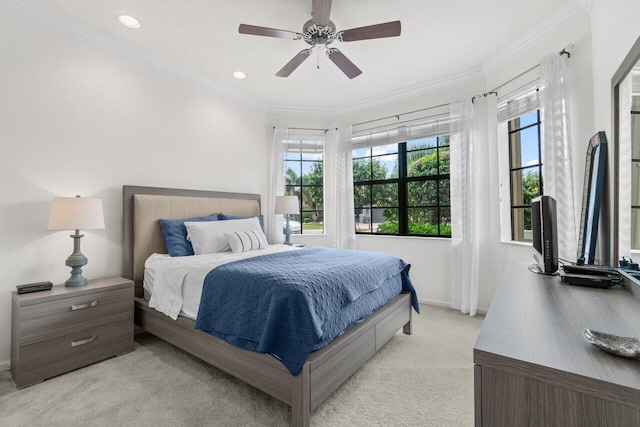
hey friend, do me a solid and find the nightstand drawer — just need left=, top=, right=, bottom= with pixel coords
left=14, top=320, right=133, bottom=388
left=19, top=288, right=132, bottom=346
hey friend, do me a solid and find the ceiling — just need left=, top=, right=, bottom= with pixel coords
left=25, top=0, right=583, bottom=110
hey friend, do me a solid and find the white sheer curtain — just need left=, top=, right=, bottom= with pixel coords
left=334, top=126, right=356, bottom=249
left=267, top=127, right=288, bottom=244
left=539, top=54, right=577, bottom=262
left=450, top=100, right=480, bottom=316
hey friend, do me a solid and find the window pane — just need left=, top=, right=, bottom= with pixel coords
left=510, top=125, right=540, bottom=168
left=438, top=135, right=450, bottom=147
left=632, top=208, right=640, bottom=250
left=285, top=152, right=300, bottom=161
left=518, top=111, right=538, bottom=128
left=353, top=158, right=371, bottom=181
left=633, top=165, right=640, bottom=206
left=354, top=184, right=371, bottom=208
left=372, top=143, right=398, bottom=155
left=407, top=208, right=438, bottom=235
left=512, top=207, right=532, bottom=242
left=352, top=147, right=371, bottom=158
left=285, top=186, right=301, bottom=201
left=376, top=154, right=399, bottom=179
left=301, top=161, right=322, bottom=185
left=302, top=187, right=323, bottom=210
left=302, top=212, right=323, bottom=234
left=407, top=137, right=437, bottom=150
left=632, top=113, right=640, bottom=158
left=301, top=151, right=322, bottom=161
left=355, top=208, right=372, bottom=233
left=440, top=208, right=452, bottom=236
left=510, top=167, right=540, bottom=206
left=407, top=148, right=437, bottom=177
left=374, top=208, right=398, bottom=234
left=285, top=161, right=301, bottom=185
left=439, top=179, right=450, bottom=206
left=407, top=180, right=437, bottom=206
left=439, top=146, right=450, bottom=174
left=373, top=183, right=398, bottom=207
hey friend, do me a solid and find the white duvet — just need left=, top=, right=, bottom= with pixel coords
left=144, top=245, right=297, bottom=320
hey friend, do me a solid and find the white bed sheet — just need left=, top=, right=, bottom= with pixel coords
left=144, top=245, right=296, bottom=320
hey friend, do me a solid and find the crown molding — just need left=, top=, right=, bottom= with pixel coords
left=0, top=0, right=269, bottom=111
left=268, top=66, right=485, bottom=117
left=481, top=1, right=589, bottom=74
left=3, top=0, right=590, bottom=117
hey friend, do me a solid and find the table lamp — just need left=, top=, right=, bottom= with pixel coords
left=48, top=195, right=105, bottom=287
left=275, top=195, right=300, bottom=246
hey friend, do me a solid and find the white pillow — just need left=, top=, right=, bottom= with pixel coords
left=185, top=217, right=265, bottom=254
left=224, top=230, right=268, bottom=254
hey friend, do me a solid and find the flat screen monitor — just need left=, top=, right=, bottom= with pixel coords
left=577, top=132, right=607, bottom=264
left=532, top=195, right=558, bottom=274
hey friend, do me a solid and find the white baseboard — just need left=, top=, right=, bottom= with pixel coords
left=419, top=298, right=488, bottom=316
left=0, top=360, right=10, bottom=371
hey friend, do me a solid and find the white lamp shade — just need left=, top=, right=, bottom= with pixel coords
left=274, top=195, right=300, bottom=215
left=48, top=197, right=105, bottom=230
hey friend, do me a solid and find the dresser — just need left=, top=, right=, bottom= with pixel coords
left=474, top=262, right=640, bottom=426
left=11, top=277, right=134, bottom=388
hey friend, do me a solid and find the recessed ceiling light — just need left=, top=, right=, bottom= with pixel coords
left=233, top=71, right=247, bottom=80
left=118, top=14, right=141, bottom=29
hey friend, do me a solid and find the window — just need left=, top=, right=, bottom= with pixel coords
left=352, top=136, right=451, bottom=237
left=508, top=110, right=542, bottom=242
left=631, top=95, right=640, bottom=248
left=284, top=139, right=324, bottom=234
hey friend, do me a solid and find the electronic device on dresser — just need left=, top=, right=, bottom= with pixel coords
left=558, top=131, right=620, bottom=287
left=531, top=195, right=558, bottom=275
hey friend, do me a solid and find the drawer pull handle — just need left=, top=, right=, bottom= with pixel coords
left=71, top=301, right=98, bottom=311
left=71, top=336, right=96, bottom=347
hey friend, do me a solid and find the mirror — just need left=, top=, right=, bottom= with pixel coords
left=613, top=35, right=640, bottom=264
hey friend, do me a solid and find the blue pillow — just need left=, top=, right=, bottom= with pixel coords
left=160, top=214, right=220, bottom=257
left=218, top=213, right=264, bottom=230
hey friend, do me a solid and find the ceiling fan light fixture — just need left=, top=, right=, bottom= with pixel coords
left=233, top=71, right=247, bottom=79
left=118, top=14, right=141, bottom=29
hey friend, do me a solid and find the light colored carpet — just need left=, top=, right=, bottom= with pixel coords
left=0, top=305, right=483, bottom=426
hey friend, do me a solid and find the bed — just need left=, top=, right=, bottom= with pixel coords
left=123, top=185, right=415, bottom=426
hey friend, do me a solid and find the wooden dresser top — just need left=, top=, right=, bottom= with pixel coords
left=474, top=261, right=640, bottom=395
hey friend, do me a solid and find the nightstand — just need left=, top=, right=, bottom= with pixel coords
left=11, top=277, right=134, bottom=388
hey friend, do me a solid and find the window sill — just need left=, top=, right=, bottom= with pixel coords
left=356, top=234, right=451, bottom=242
left=499, top=240, right=532, bottom=247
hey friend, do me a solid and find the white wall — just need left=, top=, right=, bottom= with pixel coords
left=0, top=14, right=268, bottom=364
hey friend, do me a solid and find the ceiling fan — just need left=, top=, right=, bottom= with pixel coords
left=238, top=0, right=401, bottom=79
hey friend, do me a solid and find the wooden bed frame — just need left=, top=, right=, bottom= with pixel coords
left=122, top=185, right=413, bottom=426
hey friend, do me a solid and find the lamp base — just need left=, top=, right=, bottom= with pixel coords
left=283, top=216, right=293, bottom=246
left=65, top=233, right=88, bottom=287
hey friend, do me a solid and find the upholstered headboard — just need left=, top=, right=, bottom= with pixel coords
left=123, top=186, right=261, bottom=288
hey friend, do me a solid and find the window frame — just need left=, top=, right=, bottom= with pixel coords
left=507, top=110, right=543, bottom=242
left=284, top=139, right=325, bottom=235
left=352, top=136, right=451, bottom=238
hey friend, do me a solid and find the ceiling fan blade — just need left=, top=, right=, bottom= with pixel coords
left=340, top=21, right=401, bottom=42
left=312, top=0, right=333, bottom=26
left=326, top=48, right=362, bottom=79
left=276, top=49, right=313, bottom=77
left=239, top=24, right=302, bottom=40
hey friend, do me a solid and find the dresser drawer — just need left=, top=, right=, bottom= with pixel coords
left=18, top=288, right=132, bottom=346
left=13, top=320, right=133, bottom=388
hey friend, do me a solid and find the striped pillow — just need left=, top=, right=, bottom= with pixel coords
left=224, top=230, right=268, bottom=254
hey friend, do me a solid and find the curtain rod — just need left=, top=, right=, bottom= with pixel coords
left=351, top=102, right=450, bottom=128
left=272, top=126, right=329, bottom=133
left=472, top=44, right=574, bottom=102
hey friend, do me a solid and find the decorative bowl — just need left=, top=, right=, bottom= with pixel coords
left=583, top=329, right=640, bottom=359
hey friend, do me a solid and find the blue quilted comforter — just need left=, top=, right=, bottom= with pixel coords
left=194, top=246, right=419, bottom=375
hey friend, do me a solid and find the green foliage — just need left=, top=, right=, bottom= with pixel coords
left=375, top=220, right=451, bottom=236
left=521, top=170, right=541, bottom=230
